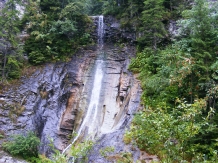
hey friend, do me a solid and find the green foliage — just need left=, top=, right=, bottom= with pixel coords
left=129, top=45, right=191, bottom=106
left=2, top=132, right=40, bottom=158
left=102, top=0, right=121, bottom=16
left=129, top=0, right=218, bottom=106
left=6, top=56, right=22, bottom=79
left=138, top=0, right=168, bottom=50
left=28, top=51, right=46, bottom=65
left=101, top=0, right=191, bottom=49
left=126, top=99, right=218, bottom=162
left=26, top=155, right=53, bottom=163
left=129, top=0, right=218, bottom=162
left=0, top=0, right=21, bottom=44
left=85, top=0, right=104, bottom=15
left=163, top=0, right=192, bottom=18
left=100, top=146, right=115, bottom=157
left=70, top=140, right=94, bottom=162
left=23, top=0, right=93, bottom=65
left=0, top=134, right=4, bottom=139
left=116, top=152, right=133, bottom=163
left=46, top=137, right=93, bottom=162
left=0, top=0, right=23, bottom=81
left=51, top=151, right=68, bottom=163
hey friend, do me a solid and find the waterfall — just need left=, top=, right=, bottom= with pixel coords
left=97, top=15, right=104, bottom=48
left=62, top=15, right=104, bottom=155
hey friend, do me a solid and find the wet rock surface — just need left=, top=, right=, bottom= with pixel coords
left=88, top=71, right=143, bottom=163
left=98, top=45, right=136, bottom=135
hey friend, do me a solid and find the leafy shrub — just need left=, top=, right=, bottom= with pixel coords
left=51, top=151, right=68, bottom=163
left=0, top=134, right=4, bottom=139
left=70, top=140, right=94, bottom=162
left=100, top=146, right=115, bottom=157
left=28, top=51, right=46, bottom=65
left=47, top=138, right=93, bottom=162
left=6, top=56, right=22, bottom=79
left=2, top=132, right=40, bottom=158
left=27, top=155, right=53, bottom=163
left=126, top=99, right=218, bottom=162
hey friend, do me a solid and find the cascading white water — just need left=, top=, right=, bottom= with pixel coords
left=72, top=60, right=103, bottom=141
left=62, top=15, right=104, bottom=155
left=98, top=15, right=104, bottom=48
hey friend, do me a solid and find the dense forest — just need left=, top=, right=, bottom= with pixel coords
left=1, top=0, right=218, bottom=162
left=127, top=0, right=218, bottom=162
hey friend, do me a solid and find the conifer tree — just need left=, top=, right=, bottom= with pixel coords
left=178, top=0, right=218, bottom=98
left=119, top=0, right=144, bottom=29
left=138, top=0, right=168, bottom=51
left=0, top=0, right=22, bottom=81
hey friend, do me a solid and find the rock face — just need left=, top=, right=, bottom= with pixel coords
left=98, top=45, right=136, bottom=134
left=0, top=151, right=28, bottom=163
left=0, top=15, right=145, bottom=162
left=88, top=61, right=142, bottom=162
left=0, top=47, right=98, bottom=155
left=0, top=0, right=6, bottom=9
left=104, top=16, right=136, bottom=44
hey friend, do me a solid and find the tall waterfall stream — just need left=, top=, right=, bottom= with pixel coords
left=62, top=15, right=107, bottom=155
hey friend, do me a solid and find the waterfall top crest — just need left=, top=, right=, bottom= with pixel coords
left=97, top=15, right=104, bottom=47
left=89, top=15, right=104, bottom=46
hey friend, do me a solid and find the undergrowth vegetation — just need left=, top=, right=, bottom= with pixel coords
left=2, top=131, right=94, bottom=162
left=2, top=132, right=40, bottom=158
left=126, top=0, right=218, bottom=162
left=125, top=99, right=218, bottom=162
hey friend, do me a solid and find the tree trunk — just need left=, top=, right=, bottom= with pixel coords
left=2, top=47, right=7, bottom=82
left=170, top=0, right=172, bottom=11
left=153, top=28, right=157, bottom=54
